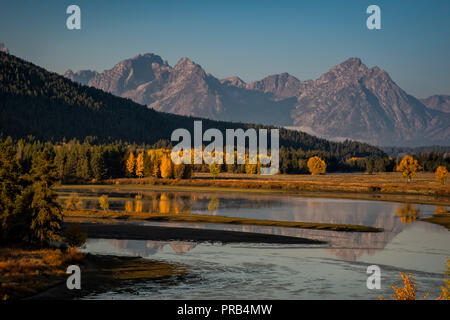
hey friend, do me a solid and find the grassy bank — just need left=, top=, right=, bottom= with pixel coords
left=57, top=172, right=450, bottom=206
left=420, top=213, right=450, bottom=231
left=0, top=246, right=185, bottom=300
left=0, top=247, right=83, bottom=300
left=64, top=209, right=382, bottom=232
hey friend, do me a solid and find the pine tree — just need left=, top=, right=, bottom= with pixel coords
left=0, top=140, right=23, bottom=242
left=90, top=149, right=106, bottom=181
left=28, top=148, right=63, bottom=245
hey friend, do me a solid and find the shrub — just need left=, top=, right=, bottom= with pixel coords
left=64, top=223, right=87, bottom=248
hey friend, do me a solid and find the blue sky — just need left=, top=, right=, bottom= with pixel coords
left=0, top=0, right=449, bottom=98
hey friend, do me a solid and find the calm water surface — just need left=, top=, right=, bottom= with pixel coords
left=59, top=188, right=449, bottom=299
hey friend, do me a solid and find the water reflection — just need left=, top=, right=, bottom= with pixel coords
left=59, top=188, right=449, bottom=263
left=396, top=204, right=421, bottom=225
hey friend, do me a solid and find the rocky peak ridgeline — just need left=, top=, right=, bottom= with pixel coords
left=65, top=55, right=449, bottom=146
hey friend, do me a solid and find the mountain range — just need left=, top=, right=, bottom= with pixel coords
left=65, top=54, right=450, bottom=147
left=0, top=51, right=385, bottom=161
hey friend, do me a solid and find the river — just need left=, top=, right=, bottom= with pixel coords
left=58, top=187, right=449, bottom=299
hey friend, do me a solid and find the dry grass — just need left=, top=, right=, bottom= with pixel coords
left=103, top=172, right=450, bottom=197
left=64, top=209, right=382, bottom=232
left=0, top=247, right=84, bottom=300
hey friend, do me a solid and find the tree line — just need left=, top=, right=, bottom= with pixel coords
left=2, top=137, right=449, bottom=184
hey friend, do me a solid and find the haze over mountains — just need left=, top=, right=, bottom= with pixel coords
left=65, top=53, right=450, bottom=147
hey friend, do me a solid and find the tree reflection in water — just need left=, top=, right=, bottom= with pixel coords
left=396, top=204, right=421, bottom=224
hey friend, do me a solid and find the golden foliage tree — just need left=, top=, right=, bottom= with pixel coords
left=126, top=152, right=135, bottom=176
left=209, top=162, right=220, bottom=179
left=396, top=155, right=421, bottom=182
left=435, top=166, right=449, bottom=184
left=391, top=273, right=422, bottom=300
left=160, top=156, right=173, bottom=179
left=135, top=152, right=145, bottom=178
left=437, top=258, right=450, bottom=300
left=307, top=156, right=326, bottom=175
left=65, top=193, right=82, bottom=210
left=99, top=195, right=109, bottom=212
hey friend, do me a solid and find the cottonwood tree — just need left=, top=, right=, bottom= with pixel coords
left=307, top=156, right=326, bottom=175
left=209, top=162, right=220, bottom=179
left=435, top=166, right=449, bottom=184
left=160, top=156, right=173, bottom=179
left=126, top=152, right=135, bottom=177
left=396, top=155, right=421, bottom=182
left=99, top=195, right=109, bottom=212
left=135, top=152, right=144, bottom=178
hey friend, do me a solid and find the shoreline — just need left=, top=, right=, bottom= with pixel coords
left=64, top=221, right=326, bottom=244
left=29, top=253, right=186, bottom=300
left=0, top=247, right=185, bottom=300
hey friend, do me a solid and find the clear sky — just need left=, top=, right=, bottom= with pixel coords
left=0, top=0, right=449, bottom=98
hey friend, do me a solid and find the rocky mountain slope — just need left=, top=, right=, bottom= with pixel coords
left=420, top=95, right=450, bottom=113
left=65, top=54, right=450, bottom=146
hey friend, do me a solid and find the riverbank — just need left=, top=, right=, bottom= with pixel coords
left=64, top=209, right=382, bottom=232
left=0, top=247, right=185, bottom=300
left=56, top=172, right=450, bottom=206
left=420, top=213, right=450, bottom=231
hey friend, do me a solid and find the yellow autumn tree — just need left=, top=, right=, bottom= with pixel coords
left=435, top=166, right=449, bottom=184
left=307, top=156, right=326, bottom=175
left=160, top=156, right=173, bottom=179
left=437, top=258, right=450, bottom=300
left=126, top=152, right=135, bottom=176
left=396, top=155, right=421, bottom=182
left=135, top=152, right=145, bottom=178
left=99, top=195, right=109, bottom=212
left=209, top=162, right=220, bottom=179
left=392, top=273, right=419, bottom=300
